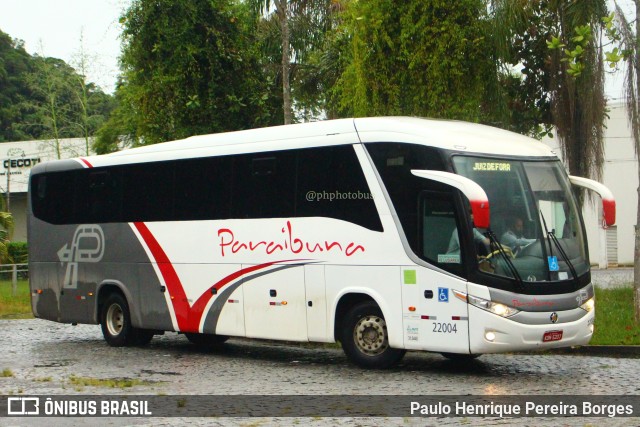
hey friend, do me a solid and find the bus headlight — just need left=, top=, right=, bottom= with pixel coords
left=467, top=294, right=519, bottom=318
left=580, top=297, right=595, bottom=313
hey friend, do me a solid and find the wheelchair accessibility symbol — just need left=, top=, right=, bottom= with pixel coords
left=548, top=256, right=559, bottom=272
left=438, top=287, right=449, bottom=303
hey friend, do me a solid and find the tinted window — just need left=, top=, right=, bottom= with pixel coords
left=419, top=191, right=464, bottom=275
left=232, top=151, right=296, bottom=219
left=297, top=145, right=381, bottom=231
left=174, top=156, right=232, bottom=220
left=31, top=172, right=76, bottom=224
left=366, top=142, right=449, bottom=257
left=121, top=162, right=174, bottom=222
left=31, top=145, right=383, bottom=231
left=75, top=170, right=122, bottom=223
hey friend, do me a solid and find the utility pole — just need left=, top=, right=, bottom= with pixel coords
left=5, top=158, right=9, bottom=213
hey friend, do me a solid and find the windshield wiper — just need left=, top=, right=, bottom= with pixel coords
left=486, top=229, right=524, bottom=289
left=539, top=210, right=578, bottom=281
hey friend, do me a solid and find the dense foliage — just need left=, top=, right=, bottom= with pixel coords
left=0, top=1, right=612, bottom=153
left=329, top=0, right=504, bottom=124
left=491, top=0, right=608, bottom=181
left=0, top=29, right=115, bottom=144
left=97, top=0, right=282, bottom=150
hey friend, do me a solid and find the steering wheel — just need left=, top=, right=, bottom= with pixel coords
left=480, top=245, right=515, bottom=262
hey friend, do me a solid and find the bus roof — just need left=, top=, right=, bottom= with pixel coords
left=54, top=117, right=559, bottom=169
left=353, top=117, right=554, bottom=158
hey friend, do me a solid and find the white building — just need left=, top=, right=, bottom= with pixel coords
left=1, top=138, right=92, bottom=241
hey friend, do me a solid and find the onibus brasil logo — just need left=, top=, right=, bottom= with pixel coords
left=57, top=225, right=105, bottom=289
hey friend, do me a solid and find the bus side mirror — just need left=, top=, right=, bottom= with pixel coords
left=411, top=170, right=490, bottom=229
left=569, top=175, right=616, bottom=227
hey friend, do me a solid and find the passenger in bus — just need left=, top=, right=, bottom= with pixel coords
left=500, top=216, right=535, bottom=254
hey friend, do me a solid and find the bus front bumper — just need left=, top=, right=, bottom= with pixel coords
left=467, top=304, right=594, bottom=354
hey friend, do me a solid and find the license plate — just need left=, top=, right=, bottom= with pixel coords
left=542, top=330, right=563, bottom=342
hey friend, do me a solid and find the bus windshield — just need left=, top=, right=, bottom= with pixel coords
left=452, top=156, right=589, bottom=283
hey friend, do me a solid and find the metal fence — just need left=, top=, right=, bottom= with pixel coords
left=0, top=263, right=28, bottom=296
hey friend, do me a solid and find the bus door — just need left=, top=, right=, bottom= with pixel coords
left=305, top=264, right=328, bottom=342
left=242, top=264, right=308, bottom=341
left=401, top=191, right=470, bottom=353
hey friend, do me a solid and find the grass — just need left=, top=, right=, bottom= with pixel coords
left=0, top=279, right=32, bottom=319
left=591, top=286, right=640, bottom=345
left=68, top=375, right=158, bottom=389
left=1, top=279, right=639, bottom=345
left=1, top=368, right=14, bottom=377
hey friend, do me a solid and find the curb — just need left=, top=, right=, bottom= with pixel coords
left=540, top=345, right=640, bottom=358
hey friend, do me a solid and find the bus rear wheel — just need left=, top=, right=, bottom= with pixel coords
left=185, top=333, right=229, bottom=347
left=340, top=301, right=405, bottom=369
left=101, top=293, right=151, bottom=347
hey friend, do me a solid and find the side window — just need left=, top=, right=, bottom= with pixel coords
left=419, top=191, right=463, bottom=275
left=367, top=142, right=461, bottom=266
left=31, top=145, right=383, bottom=230
left=121, top=161, right=175, bottom=222
left=75, top=170, right=122, bottom=223
left=232, top=150, right=297, bottom=219
left=31, top=171, right=77, bottom=224
left=296, top=145, right=382, bottom=231
left=174, top=156, right=232, bottom=220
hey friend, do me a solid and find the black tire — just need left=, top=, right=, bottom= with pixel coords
left=100, top=293, right=138, bottom=347
left=185, top=332, right=229, bottom=347
left=340, top=301, right=406, bottom=369
left=441, top=352, right=481, bottom=361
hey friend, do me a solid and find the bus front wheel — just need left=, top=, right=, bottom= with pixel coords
left=101, top=293, right=149, bottom=347
left=340, top=301, right=405, bottom=369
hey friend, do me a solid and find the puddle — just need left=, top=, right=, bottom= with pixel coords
left=34, top=360, right=74, bottom=368
left=141, top=369, right=182, bottom=376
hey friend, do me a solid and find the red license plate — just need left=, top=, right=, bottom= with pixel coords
left=542, top=330, right=563, bottom=342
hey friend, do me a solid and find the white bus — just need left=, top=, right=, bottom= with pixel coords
left=28, top=117, right=615, bottom=369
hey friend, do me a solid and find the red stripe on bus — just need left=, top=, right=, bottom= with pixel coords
left=133, top=222, right=302, bottom=333
left=79, top=158, right=93, bottom=168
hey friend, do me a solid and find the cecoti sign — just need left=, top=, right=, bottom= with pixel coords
left=3, top=158, right=41, bottom=168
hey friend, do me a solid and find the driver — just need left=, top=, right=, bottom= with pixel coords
left=500, top=216, right=535, bottom=254
left=447, top=227, right=489, bottom=253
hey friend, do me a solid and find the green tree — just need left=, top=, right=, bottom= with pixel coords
left=491, top=0, right=608, bottom=183
left=605, top=1, right=640, bottom=322
left=0, top=196, right=14, bottom=264
left=248, top=0, right=336, bottom=123
left=289, top=1, right=342, bottom=120
left=110, top=0, right=280, bottom=145
left=0, top=29, right=115, bottom=145
left=329, top=0, right=502, bottom=123
left=94, top=79, right=140, bottom=154
left=71, top=30, right=106, bottom=156
left=0, top=31, right=36, bottom=142
left=29, top=48, right=76, bottom=158
left=249, top=0, right=294, bottom=124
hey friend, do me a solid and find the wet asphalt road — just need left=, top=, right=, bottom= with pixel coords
left=1, top=319, right=639, bottom=426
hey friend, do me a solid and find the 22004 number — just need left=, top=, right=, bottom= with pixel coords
left=432, top=322, right=457, bottom=333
